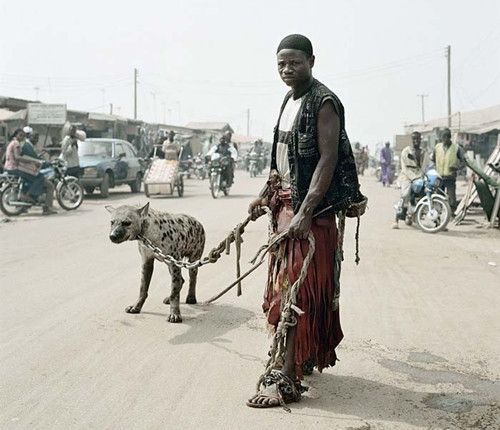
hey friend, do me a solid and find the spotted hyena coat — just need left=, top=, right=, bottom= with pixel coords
left=106, top=203, right=205, bottom=323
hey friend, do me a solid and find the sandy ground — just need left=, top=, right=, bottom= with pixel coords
left=1, top=172, right=499, bottom=430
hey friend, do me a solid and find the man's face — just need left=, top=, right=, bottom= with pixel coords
left=442, top=131, right=451, bottom=144
left=69, top=127, right=76, bottom=137
left=277, top=49, right=314, bottom=88
left=17, top=131, right=26, bottom=141
left=412, top=134, right=421, bottom=149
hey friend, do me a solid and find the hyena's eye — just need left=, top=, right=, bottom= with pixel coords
left=121, top=220, right=132, bottom=227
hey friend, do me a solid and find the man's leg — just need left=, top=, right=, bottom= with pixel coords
left=43, top=179, right=55, bottom=208
left=393, top=179, right=411, bottom=228
left=247, top=325, right=298, bottom=408
left=446, top=178, right=457, bottom=212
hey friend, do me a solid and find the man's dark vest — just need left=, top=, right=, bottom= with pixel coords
left=271, top=78, right=365, bottom=216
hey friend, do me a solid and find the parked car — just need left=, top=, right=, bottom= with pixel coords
left=78, top=138, right=144, bottom=197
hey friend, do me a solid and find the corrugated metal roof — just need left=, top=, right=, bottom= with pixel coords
left=405, top=104, right=500, bottom=134
left=0, top=108, right=26, bottom=121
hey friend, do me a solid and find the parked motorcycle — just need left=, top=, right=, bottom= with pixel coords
left=0, top=159, right=84, bottom=216
left=396, top=167, right=451, bottom=233
left=208, top=153, right=231, bottom=199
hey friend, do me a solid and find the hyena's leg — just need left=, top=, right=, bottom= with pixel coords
left=126, top=253, right=154, bottom=314
left=186, top=268, right=198, bottom=304
left=167, top=265, right=184, bottom=323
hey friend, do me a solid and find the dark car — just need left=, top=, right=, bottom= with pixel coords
left=78, top=138, right=144, bottom=198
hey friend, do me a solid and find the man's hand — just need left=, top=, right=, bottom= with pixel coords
left=248, top=197, right=268, bottom=221
left=287, top=212, right=312, bottom=239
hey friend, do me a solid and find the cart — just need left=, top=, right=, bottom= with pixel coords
left=143, top=146, right=184, bottom=198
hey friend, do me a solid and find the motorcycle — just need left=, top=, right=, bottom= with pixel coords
left=179, top=156, right=193, bottom=179
left=248, top=151, right=263, bottom=178
left=0, top=159, right=84, bottom=216
left=208, top=153, right=231, bottom=199
left=192, top=154, right=207, bottom=180
left=396, top=167, right=451, bottom=233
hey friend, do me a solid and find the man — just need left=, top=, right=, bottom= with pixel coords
left=162, top=130, right=180, bottom=160
left=22, top=126, right=56, bottom=214
left=431, top=128, right=465, bottom=212
left=247, top=34, right=363, bottom=408
left=393, top=131, right=425, bottom=229
left=60, top=125, right=81, bottom=178
left=380, top=141, right=393, bottom=186
left=207, top=135, right=237, bottom=186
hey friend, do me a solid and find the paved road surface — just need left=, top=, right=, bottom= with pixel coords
left=1, top=172, right=499, bottom=429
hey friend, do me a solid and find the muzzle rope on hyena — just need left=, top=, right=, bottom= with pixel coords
left=106, top=203, right=205, bottom=323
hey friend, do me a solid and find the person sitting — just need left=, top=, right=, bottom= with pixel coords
left=393, top=131, right=424, bottom=228
left=4, top=128, right=55, bottom=215
left=207, top=135, right=238, bottom=186
left=22, top=127, right=55, bottom=213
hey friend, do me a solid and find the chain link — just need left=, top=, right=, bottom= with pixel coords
left=137, top=214, right=253, bottom=270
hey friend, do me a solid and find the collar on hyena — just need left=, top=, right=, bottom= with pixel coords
left=106, top=203, right=150, bottom=243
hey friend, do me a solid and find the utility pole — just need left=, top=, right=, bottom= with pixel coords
left=134, top=68, right=138, bottom=120
left=417, top=94, right=428, bottom=123
left=246, top=108, right=250, bottom=136
left=109, top=103, right=113, bottom=115
left=446, top=45, right=451, bottom=127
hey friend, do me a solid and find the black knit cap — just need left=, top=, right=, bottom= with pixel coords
left=277, top=34, right=313, bottom=57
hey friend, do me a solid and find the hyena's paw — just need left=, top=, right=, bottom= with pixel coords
left=163, top=297, right=170, bottom=305
left=125, top=305, right=141, bottom=314
left=186, top=295, right=197, bottom=305
left=167, top=313, right=183, bottom=323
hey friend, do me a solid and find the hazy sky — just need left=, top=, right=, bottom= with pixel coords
left=1, top=0, right=499, bottom=147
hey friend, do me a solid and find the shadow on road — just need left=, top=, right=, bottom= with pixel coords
left=167, top=303, right=255, bottom=345
left=288, top=355, right=499, bottom=428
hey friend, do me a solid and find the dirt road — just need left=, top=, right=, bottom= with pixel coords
left=1, top=173, right=499, bottom=429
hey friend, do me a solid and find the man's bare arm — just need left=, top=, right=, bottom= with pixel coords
left=288, top=100, right=340, bottom=238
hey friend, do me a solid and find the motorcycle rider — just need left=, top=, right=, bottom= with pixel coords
left=249, top=139, right=265, bottom=173
left=22, top=126, right=56, bottom=213
left=4, top=128, right=55, bottom=215
left=207, top=135, right=238, bottom=186
left=392, top=131, right=425, bottom=229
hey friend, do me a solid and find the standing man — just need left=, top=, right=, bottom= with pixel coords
left=431, top=128, right=464, bottom=212
left=393, top=131, right=425, bottom=228
left=380, top=141, right=393, bottom=186
left=247, top=34, right=364, bottom=409
left=60, top=125, right=81, bottom=178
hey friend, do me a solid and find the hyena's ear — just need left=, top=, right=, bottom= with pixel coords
left=105, top=205, right=115, bottom=213
left=138, top=202, right=150, bottom=217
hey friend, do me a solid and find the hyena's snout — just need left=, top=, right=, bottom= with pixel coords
left=109, top=226, right=128, bottom=243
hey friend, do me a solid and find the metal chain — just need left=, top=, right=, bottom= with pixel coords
left=137, top=214, right=253, bottom=270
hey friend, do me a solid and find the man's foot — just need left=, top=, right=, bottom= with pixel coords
left=246, top=370, right=301, bottom=410
left=392, top=221, right=399, bottom=229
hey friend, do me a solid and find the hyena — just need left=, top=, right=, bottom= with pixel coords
left=106, top=203, right=205, bottom=323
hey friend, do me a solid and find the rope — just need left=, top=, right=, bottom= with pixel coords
left=256, top=232, right=316, bottom=392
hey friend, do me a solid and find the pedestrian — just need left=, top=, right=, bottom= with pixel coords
left=60, top=125, right=82, bottom=177
left=380, top=142, right=393, bottom=186
left=431, top=128, right=465, bottom=212
left=247, top=34, right=365, bottom=409
left=393, top=131, right=424, bottom=229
